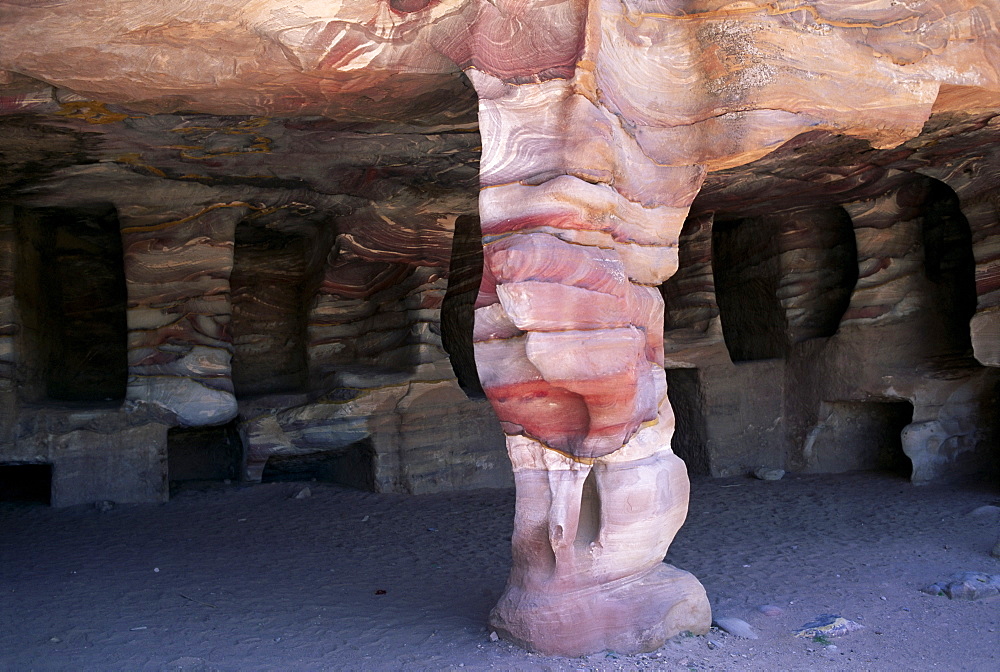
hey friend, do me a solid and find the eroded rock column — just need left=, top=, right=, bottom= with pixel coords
left=467, top=63, right=711, bottom=654
left=122, top=204, right=244, bottom=426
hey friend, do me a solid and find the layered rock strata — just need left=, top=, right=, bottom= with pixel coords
left=460, top=0, right=1000, bottom=656
left=469, top=71, right=711, bottom=654
left=0, top=107, right=509, bottom=500
left=1, top=0, right=1000, bottom=659
left=664, top=122, right=1000, bottom=482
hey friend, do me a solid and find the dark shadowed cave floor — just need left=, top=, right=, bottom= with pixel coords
left=2, top=472, right=999, bottom=672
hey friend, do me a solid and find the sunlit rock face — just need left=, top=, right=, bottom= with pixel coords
left=457, top=0, right=1000, bottom=656
left=2, top=0, right=1000, bottom=658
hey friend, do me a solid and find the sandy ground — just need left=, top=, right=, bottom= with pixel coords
left=2, top=471, right=999, bottom=672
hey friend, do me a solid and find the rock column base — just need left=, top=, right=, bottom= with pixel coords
left=486, top=424, right=711, bottom=657
left=489, top=562, right=710, bottom=656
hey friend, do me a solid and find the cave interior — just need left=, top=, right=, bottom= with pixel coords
left=1, top=81, right=999, bottom=505
left=1, top=5, right=999, bottom=510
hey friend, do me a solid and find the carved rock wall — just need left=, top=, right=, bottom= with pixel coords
left=0, top=104, right=511, bottom=503
left=2, top=0, right=1000, bottom=659
left=663, top=122, right=1000, bottom=483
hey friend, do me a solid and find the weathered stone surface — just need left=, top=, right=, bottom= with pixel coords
left=754, top=467, right=785, bottom=481
left=9, top=406, right=168, bottom=507
left=922, top=572, right=1000, bottom=600
left=664, top=130, right=1000, bottom=482
left=122, top=203, right=242, bottom=427
left=713, top=617, right=759, bottom=640
left=2, top=0, right=1000, bottom=659
left=463, top=6, right=716, bottom=650
left=490, top=411, right=710, bottom=656
left=0, top=104, right=498, bottom=501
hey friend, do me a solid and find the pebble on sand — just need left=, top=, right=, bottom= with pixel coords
left=713, top=617, right=759, bottom=639
left=754, top=467, right=785, bottom=481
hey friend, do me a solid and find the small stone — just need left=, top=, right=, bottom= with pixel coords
left=707, top=639, right=721, bottom=650
left=49, top=637, right=61, bottom=643
left=95, top=500, right=115, bottom=512
left=969, top=505, right=1000, bottom=518
left=489, top=631, right=499, bottom=642
left=754, top=467, right=785, bottom=481
left=793, top=614, right=865, bottom=638
left=713, top=617, right=759, bottom=639
left=292, top=486, right=311, bottom=499
left=991, top=538, right=1000, bottom=560
left=757, top=604, right=784, bottom=617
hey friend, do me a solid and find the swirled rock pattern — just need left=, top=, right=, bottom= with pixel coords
left=122, top=203, right=243, bottom=426
left=2, top=0, right=1000, bottom=658
left=0, top=106, right=506, bottom=500
left=663, top=120, right=1000, bottom=484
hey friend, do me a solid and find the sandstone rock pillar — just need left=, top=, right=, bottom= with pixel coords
left=121, top=204, right=245, bottom=426
left=467, top=55, right=711, bottom=659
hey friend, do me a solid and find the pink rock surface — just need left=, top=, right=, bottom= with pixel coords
left=3, top=0, right=1000, bottom=658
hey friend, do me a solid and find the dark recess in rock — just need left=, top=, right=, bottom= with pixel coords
left=261, top=439, right=376, bottom=492
left=712, top=216, right=788, bottom=362
left=919, top=178, right=977, bottom=360
left=0, top=463, right=52, bottom=504
left=18, top=204, right=127, bottom=402
left=168, top=422, right=242, bottom=483
left=804, top=400, right=914, bottom=477
left=665, top=368, right=709, bottom=476
left=231, top=223, right=311, bottom=397
left=442, top=213, right=485, bottom=398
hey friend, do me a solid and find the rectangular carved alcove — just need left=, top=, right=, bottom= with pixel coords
left=0, top=463, right=52, bottom=504
left=712, top=217, right=787, bottom=362
left=167, top=422, right=242, bottom=484
left=261, top=439, right=376, bottom=491
left=230, top=222, right=310, bottom=397
left=665, top=368, right=710, bottom=475
left=804, top=400, right=914, bottom=476
left=16, top=204, right=127, bottom=403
